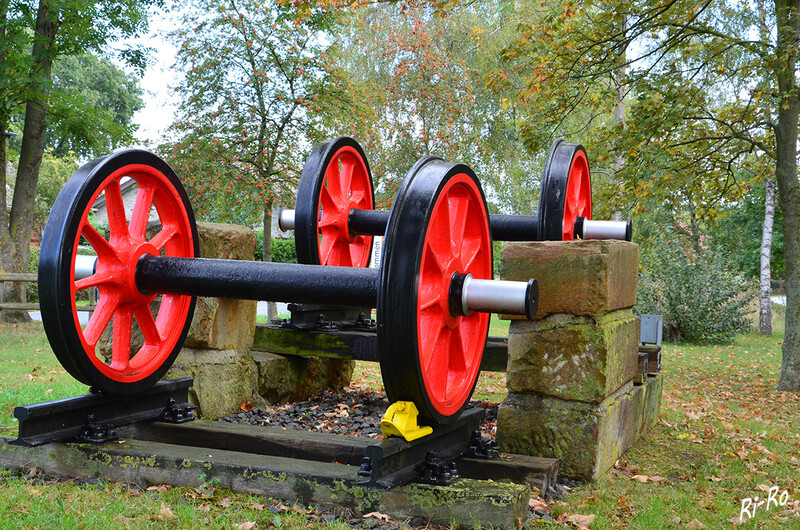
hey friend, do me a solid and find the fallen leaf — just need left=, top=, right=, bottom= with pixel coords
left=147, top=485, right=169, bottom=492
left=218, top=497, right=232, bottom=508
left=708, top=476, right=722, bottom=482
left=160, top=503, right=176, bottom=521
left=365, top=511, right=391, bottom=521
left=756, top=484, right=770, bottom=492
left=248, top=503, right=264, bottom=511
left=197, top=503, right=211, bottom=512
left=529, top=498, right=549, bottom=512
left=686, top=519, right=705, bottom=529
left=632, top=474, right=650, bottom=483
left=727, top=516, right=745, bottom=525
left=28, top=488, right=41, bottom=497
left=238, top=523, right=257, bottom=530
left=567, top=513, right=595, bottom=528
left=240, top=398, right=254, bottom=412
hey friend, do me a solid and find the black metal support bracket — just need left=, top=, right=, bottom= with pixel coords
left=467, top=430, right=498, bottom=459
left=359, top=407, right=485, bottom=489
left=12, top=378, right=195, bottom=447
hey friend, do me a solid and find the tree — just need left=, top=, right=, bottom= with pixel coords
left=0, top=0, right=157, bottom=322
left=499, top=0, right=800, bottom=390
left=329, top=2, right=543, bottom=214
left=45, top=53, right=144, bottom=158
left=163, top=0, right=337, bottom=319
left=760, top=177, right=776, bottom=334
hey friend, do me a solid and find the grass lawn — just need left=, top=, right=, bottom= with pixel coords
left=1, top=310, right=799, bottom=528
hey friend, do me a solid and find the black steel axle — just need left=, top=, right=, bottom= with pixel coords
left=348, top=209, right=542, bottom=241
left=136, top=255, right=538, bottom=318
left=288, top=208, right=629, bottom=242
left=136, top=256, right=379, bottom=307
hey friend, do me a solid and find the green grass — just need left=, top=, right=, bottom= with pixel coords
left=554, top=313, right=800, bottom=529
left=0, top=321, right=87, bottom=425
left=2, top=311, right=798, bottom=528
left=0, top=471, right=353, bottom=529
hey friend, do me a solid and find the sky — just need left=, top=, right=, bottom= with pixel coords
left=126, top=8, right=182, bottom=148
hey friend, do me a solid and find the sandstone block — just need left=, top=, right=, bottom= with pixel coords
left=251, top=351, right=355, bottom=404
left=183, top=222, right=258, bottom=350
left=167, top=348, right=261, bottom=419
left=497, top=374, right=663, bottom=481
left=506, top=310, right=639, bottom=402
left=501, top=240, right=639, bottom=319
left=184, top=296, right=257, bottom=350
left=196, top=221, right=257, bottom=261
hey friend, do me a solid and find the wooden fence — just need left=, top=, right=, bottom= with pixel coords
left=0, top=273, right=97, bottom=313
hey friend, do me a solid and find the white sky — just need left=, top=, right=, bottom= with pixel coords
left=125, top=8, right=182, bottom=148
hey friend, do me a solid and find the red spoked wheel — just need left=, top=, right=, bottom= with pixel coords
left=38, top=150, right=198, bottom=395
left=538, top=139, right=592, bottom=240
left=378, top=156, right=492, bottom=425
left=295, top=137, right=375, bottom=267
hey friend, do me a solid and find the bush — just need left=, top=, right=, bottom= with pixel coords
left=27, top=245, right=40, bottom=303
left=254, top=230, right=297, bottom=263
left=635, top=246, right=754, bottom=344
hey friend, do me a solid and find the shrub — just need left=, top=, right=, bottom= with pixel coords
left=253, top=230, right=297, bottom=263
left=635, top=246, right=753, bottom=344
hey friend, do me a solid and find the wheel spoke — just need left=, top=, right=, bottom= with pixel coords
left=129, top=183, right=155, bottom=240
left=320, top=185, right=339, bottom=215
left=149, top=225, right=177, bottom=251
left=83, top=292, right=121, bottom=346
left=449, top=193, right=469, bottom=255
left=135, top=304, right=161, bottom=346
left=81, top=222, right=115, bottom=258
left=104, top=179, right=130, bottom=240
left=349, top=240, right=364, bottom=267
left=461, top=239, right=483, bottom=272
left=325, top=161, right=342, bottom=198
left=418, top=284, right=442, bottom=311
left=110, top=307, right=133, bottom=371
left=319, top=232, right=336, bottom=265
left=338, top=240, right=353, bottom=267
left=351, top=189, right=367, bottom=208
left=75, top=271, right=115, bottom=291
left=427, top=327, right=451, bottom=397
left=446, top=328, right=467, bottom=400
left=340, top=156, right=355, bottom=197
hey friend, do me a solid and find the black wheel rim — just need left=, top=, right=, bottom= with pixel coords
left=295, top=136, right=375, bottom=267
left=538, top=139, right=592, bottom=240
left=378, top=157, right=492, bottom=426
left=38, top=150, right=198, bottom=395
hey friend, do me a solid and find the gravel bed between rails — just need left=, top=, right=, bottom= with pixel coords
left=218, top=389, right=498, bottom=441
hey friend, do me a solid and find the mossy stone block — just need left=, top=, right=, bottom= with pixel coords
left=501, top=240, right=639, bottom=319
left=167, top=348, right=261, bottom=419
left=506, top=309, right=639, bottom=402
left=252, top=351, right=355, bottom=404
left=497, top=374, right=664, bottom=481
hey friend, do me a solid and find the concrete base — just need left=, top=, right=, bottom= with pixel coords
left=0, top=430, right=528, bottom=528
left=497, top=374, right=663, bottom=481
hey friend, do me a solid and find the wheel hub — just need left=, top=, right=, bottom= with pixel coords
left=97, top=235, right=159, bottom=307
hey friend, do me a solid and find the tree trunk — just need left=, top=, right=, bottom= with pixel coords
left=759, top=178, right=775, bottom=335
left=610, top=13, right=627, bottom=221
left=775, top=0, right=800, bottom=391
left=262, top=200, right=278, bottom=322
left=0, top=0, right=58, bottom=323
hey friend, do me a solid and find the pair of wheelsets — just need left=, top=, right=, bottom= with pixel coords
left=278, top=136, right=631, bottom=270
left=38, top=137, right=626, bottom=427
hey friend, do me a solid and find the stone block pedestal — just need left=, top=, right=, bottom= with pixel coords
left=498, top=374, right=663, bottom=481
left=497, top=240, right=661, bottom=480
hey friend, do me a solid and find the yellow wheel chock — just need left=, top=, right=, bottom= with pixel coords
left=380, top=401, right=433, bottom=441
